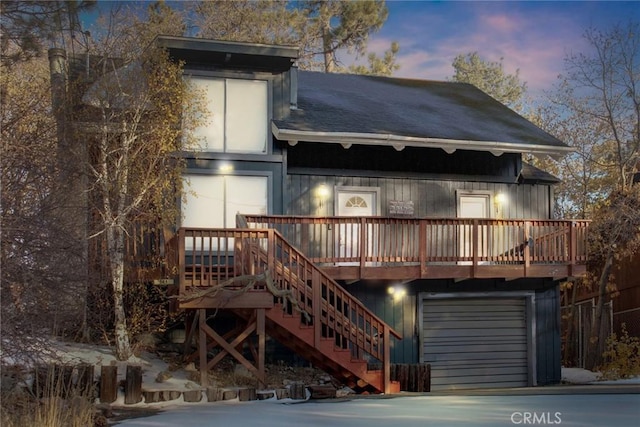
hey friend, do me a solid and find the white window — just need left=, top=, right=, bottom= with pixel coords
left=182, top=174, right=268, bottom=228
left=189, top=77, right=268, bottom=154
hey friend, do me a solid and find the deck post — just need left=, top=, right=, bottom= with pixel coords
left=267, top=229, right=275, bottom=273
left=383, top=327, right=391, bottom=394
left=569, top=222, right=576, bottom=276
left=523, top=221, right=531, bottom=277
left=419, top=221, right=427, bottom=278
left=178, top=228, right=186, bottom=296
left=312, top=269, right=322, bottom=347
left=183, top=310, right=198, bottom=359
left=472, top=220, right=479, bottom=278
left=257, top=308, right=266, bottom=388
left=198, top=309, right=208, bottom=386
left=359, top=217, right=367, bottom=275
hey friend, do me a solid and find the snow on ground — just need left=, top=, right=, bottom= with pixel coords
left=4, top=339, right=639, bottom=426
left=561, top=366, right=640, bottom=385
left=561, top=367, right=601, bottom=384
left=114, top=394, right=640, bottom=427
left=2, top=338, right=202, bottom=395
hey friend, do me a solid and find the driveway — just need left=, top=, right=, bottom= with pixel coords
left=116, top=387, right=640, bottom=427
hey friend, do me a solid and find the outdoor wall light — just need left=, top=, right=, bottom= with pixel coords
left=219, top=162, right=234, bottom=172
left=495, top=192, right=508, bottom=205
left=387, top=285, right=406, bottom=301
left=494, top=192, right=508, bottom=218
left=315, top=184, right=330, bottom=199
left=315, top=184, right=331, bottom=209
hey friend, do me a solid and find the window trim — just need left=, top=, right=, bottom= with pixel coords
left=455, top=190, right=493, bottom=218
left=334, top=186, right=381, bottom=216
left=180, top=169, right=272, bottom=228
left=184, top=72, right=273, bottom=155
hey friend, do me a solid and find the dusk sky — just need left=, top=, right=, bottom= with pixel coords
left=364, top=1, right=639, bottom=98
left=83, top=1, right=639, bottom=100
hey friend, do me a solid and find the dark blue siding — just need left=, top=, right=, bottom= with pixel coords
left=348, top=278, right=563, bottom=380
left=535, top=284, right=562, bottom=385
left=347, top=286, right=418, bottom=364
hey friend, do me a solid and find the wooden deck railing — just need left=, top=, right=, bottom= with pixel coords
left=168, top=227, right=402, bottom=366
left=242, top=215, right=589, bottom=279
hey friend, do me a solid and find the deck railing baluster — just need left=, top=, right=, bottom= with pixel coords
left=237, top=215, right=589, bottom=278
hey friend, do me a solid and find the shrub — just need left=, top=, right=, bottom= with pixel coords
left=0, top=365, right=96, bottom=427
left=599, top=323, right=640, bottom=380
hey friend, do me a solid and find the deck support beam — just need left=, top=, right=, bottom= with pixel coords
left=383, top=328, right=391, bottom=394
left=196, top=309, right=266, bottom=388
left=198, top=309, right=207, bottom=386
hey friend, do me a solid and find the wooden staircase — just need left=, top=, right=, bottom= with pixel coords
left=263, top=304, right=395, bottom=393
left=172, top=226, right=401, bottom=394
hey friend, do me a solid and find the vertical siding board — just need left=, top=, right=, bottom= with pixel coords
left=531, top=186, right=539, bottom=218
left=272, top=73, right=283, bottom=119
left=348, top=287, right=418, bottom=364
left=516, top=183, right=524, bottom=219
left=285, top=174, right=550, bottom=221
left=535, top=285, right=561, bottom=385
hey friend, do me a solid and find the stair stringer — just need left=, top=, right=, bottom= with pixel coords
left=234, top=227, right=401, bottom=393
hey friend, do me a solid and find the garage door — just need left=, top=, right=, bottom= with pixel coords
left=422, top=297, right=529, bottom=390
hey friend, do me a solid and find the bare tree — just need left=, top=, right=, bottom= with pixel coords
left=0, top=55, right=86, bottom=362
left=77, top=55, right=196, bottom=359
left=556, top=23, right=639, bottom=192
left=549, top=22, right=640, bottom=369
left=0, top=1, right=95, bottom=65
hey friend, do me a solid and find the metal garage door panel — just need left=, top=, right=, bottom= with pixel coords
left=423, top=297, right=528, bottom=390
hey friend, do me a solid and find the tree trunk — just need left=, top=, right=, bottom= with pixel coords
left=108, top=225, right=132, bottom=361
left=585, top=251, right=614, bottom=370
left=321, top=15, right=335, bottom=73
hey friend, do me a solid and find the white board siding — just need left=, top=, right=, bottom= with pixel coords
left=422, top=298, right=529, bottom=390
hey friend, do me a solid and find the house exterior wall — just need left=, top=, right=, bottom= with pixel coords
left=285, top=172, right=552, bottom=219
left=282, top=142, right=553, bottom=220
left=348, top=285, right=419, bottom=364
left=535, top=285, right=562, bottom=385
left=173, top=40, right=564, bottom=389
left=178, top=65, right=293, bottom=225
left=349, top=279, right=561, bottom=386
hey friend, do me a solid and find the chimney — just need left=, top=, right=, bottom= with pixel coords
left=48, top=48, right=67, bottom=122
left=290, top=64, right=298, bottom=110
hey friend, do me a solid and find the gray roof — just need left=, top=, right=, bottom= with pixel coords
left=157, top=36, right=298, bottom=72
left=273, top=71, right=570, bottom=156
left=519, top=162, right=560, bottom=183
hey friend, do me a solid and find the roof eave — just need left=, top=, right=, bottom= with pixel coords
left=272, top=123, right=573, bottom=159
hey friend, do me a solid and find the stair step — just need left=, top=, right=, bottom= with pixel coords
left=219, top=244, right=397, bottom=394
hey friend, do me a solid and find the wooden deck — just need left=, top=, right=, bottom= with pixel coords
left=242, top=215, right=589, bottom=280
left=167, top=227, right=401, bottom=393
left=154, top=215, right=587, bottom=394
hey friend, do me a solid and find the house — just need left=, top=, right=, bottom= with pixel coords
left=73, top=36, right=589, bottom=393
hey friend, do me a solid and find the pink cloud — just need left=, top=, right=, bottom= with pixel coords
left=344, top=3, right=599, bottom=99
left=481, top=13, right=521, bottom=33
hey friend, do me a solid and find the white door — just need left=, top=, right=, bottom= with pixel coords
left=336, top=188, right=377, bottom=264
left=458, top=194, right=490, bottom=263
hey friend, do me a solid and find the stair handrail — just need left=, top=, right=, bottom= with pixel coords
left=272, top=228, right=402, bottom=340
